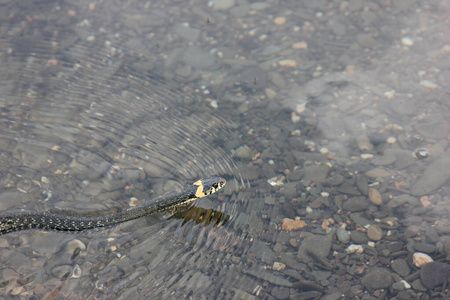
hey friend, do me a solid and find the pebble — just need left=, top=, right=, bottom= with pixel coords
left=298, top=234, right=332, bottom=259
left=268, top=175, right=285, bottom=187
left=414, top=148, right=429, bottom=159
left=391, top=259, right=410, bottom=277
left=291, top=112, right=300, bottom=123
left=372, top=151, right=397, bottom=166
left=420, top=80, right=438, bottom=89
left=273, top=16, right=286, bottom=26
left=343, top=196, right=369, bottom=212
left=368, top=188, right=383, bottom=205
left=357, top=135, right=373, bottom=151
left=209, top=0, right=235, bottom=10
left=319, top=147, right=329, bottom=155
left=72, top=264, right=82, bottom=278
left=386, top=137, right=396, bottom=144
left=420, top=262, right=450, bottom=289
left=278, top=59, right=297, bottom=68
left=411, top=151, right=450, bottom=195
left=412, top=252, right=433, bottom=267
left=281, top=218, right=306, bottom=231
left=129, top=197, right=140, bottom=207
left=271, top=286, right=290, bottom=299
left=302, top=165, right=330, bottom=183
left=392, top=280, right=411, bottom=290
left=388, top=195, right=417, bottom=208
left=361, top=268, right=393, bottom=289
left=401, top=37, right=414, bottom=46
left=414, top=242, right=435, bottom=253
left=346, top=244, right=364, bottom=254
left=367, top=225, right=383, bottom=241
left=292, top=41, right=308, bottom=49
left=336, top=227, right=351, bottom=243
left=233, top=145, right=254, bottom=160
left=360, top=153, right=374, bottom=160
left=273, top=262, right=286, bottom=271
left=351, top=231, right=368, bottom=244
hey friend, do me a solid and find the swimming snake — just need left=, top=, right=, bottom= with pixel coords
left=0, top=177, right=226, bottom=235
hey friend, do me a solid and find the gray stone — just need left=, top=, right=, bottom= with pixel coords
left=355, top=174, right=368, bottom=195
left=372, top=151, right=396, bottom=166
left=336, top=228, right=351, bottom=243
left=349, top=213, right=371, bottom=226
left=233, top=145, right=254, bottom=160
left=367, top=225, right=383, bottom=241
left=411, top=151, right=450, bottom=195
left=243, top=267, right=293, bottom=287
left=420, top=262, right=450, bottom=289
left=280, top=182, right=298, bottom=198
left=298, top=234, right=332, bottom=259
left=392, top=281, right=408, bottom=291
left=391, top=259, right=410, bottom=277
left=174, top=24, right=200, bottom=42
left=388, top=195, right=417, bottom=208
left=210, top=0, right=235, bottom=10
left=183, top=46, right=215, bottom=69
left=249, top=241, right=275, bottom=264
left=302, top=165, right=330, bottom=184
left=343, top=196, right=369, bottom=212
left=414, top=242, right=436, bottom=253
left=351, top=231, right=368, bottom=244
left=271, top=286, right=290, bottom=299
left=361, top=268, right=393, bottom=289
left=322, top=292, right=344, bottom=300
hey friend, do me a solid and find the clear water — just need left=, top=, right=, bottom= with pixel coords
left=0, top=0, right=449, bottom=299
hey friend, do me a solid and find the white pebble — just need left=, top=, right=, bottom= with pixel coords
left=399, top=280, right=411, bottom=289
left=319, top=147, right=329, bottom=155
left=291, top=112, right=300, bottom=123
left=386, top=137, right=396, bottom=144
left=72, top=264, right=82, bottom=278
left=346, top=244, right=364, bottom=254
left=401, top=37, right=414, bottom=46
left=291, top=129, right=301, bottom=136
left=360, top=153, right=374, bottom=160
left=420, top=80, right=438, bottom=89
left=210, top=100, right=218, bottom=109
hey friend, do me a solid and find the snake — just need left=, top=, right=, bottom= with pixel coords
left=0, top=177, right=226, bottom=235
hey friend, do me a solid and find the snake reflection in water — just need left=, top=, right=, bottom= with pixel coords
left=0, top=177, right=226, bottom=235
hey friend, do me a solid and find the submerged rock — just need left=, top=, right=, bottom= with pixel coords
left=420, top=262, right=450, bottom=289
left=361, top=267, right=393, bottom=289
left=411, top=151, right=450, bottom=196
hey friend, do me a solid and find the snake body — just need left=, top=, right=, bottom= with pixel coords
left=0, top=177, right=225, bottom=235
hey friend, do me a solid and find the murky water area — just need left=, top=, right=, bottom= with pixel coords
left=0, top=0, right=449, bottom=299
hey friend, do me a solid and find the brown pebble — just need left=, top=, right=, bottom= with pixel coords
left=413, top=252, right=433, bottom=267
left=367, top=224, right=383, bottom=241
left=293, top=41, right=308, bottom=49
left=282, top=218, right=306, bottom=231
left=368, top=188, right=383, bottom=205
left=278, top=59, right=297, bottom=68
left=47, top=59, right=59, bottom=66
left=273, top=261, right=286, bottom=271
left=273, top=16, right=286, bottom=25
left=420, top=195, right=431, bottom=207
left=67, top=9, right=77, bottom=17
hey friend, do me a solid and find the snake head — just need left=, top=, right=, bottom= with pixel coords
left=193, top=177, right=226, bottom=198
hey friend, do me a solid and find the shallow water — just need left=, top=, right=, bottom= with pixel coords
left=1, top=0, right=450, bottom=299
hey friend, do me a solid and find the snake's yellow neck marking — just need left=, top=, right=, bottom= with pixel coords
left=193, top=179, right=206, bottom=198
